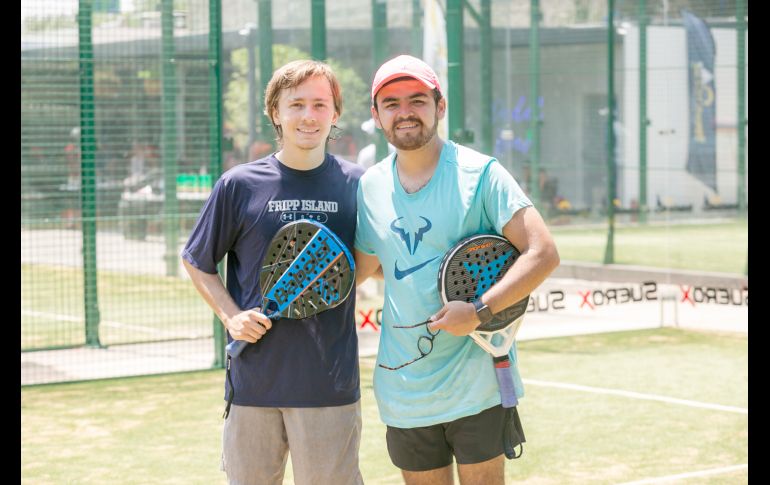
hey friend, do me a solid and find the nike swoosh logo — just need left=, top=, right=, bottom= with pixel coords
left=394, top=257, right=438, bottom=280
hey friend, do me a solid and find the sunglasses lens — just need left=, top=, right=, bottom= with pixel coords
left=417, top=335, right=434, bottom=355
left=381, top=321, right=439, bottom=370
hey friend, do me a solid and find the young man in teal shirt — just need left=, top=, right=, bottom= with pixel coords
left=355, top=55, right=560, bottom=484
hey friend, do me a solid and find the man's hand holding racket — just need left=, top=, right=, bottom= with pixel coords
left=428, top=300, right=482, bottom=336
left=224, top=306, right=272, bottom=343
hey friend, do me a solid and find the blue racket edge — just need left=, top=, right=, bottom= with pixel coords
left=493, top=355, right=518, bottom=408
left=299, top=220, right=356, bottom=274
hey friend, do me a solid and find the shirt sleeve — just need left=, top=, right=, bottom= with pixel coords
left=354, top=182, right=376, bottom=255
left=180, top=176, right=240, bottom=274
left=481, top=159, right=533, bottom=235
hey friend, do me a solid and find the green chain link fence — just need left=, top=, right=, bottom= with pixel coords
left=22, top=0, right=747, bottom=385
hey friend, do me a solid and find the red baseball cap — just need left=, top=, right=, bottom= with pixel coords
left=371, top=55, right=442, bottom=102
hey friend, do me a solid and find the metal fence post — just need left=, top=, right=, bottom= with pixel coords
left=259, top=0, right=274, bottom=145
left=162, top=0, right=179, bottom=277
left=78, top=0, right=101, bottom=348
left=604, top=0, right=616, bottom=264
left=447, top=0, right=468, bottom=144
left=209, top=0, right=226, bottom=368
left=638, top=0, right=649, bottom=223
left=529, top=0, right=541, bottom=208
left=373, top=0, right=389, bottom=161
left=737, top=0, right=746, bottom=218
left=311, top=0, right=326, bottom=60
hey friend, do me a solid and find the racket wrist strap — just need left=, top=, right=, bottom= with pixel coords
left=503, top=407, right=525, bottom=460
left=223, top=355, right=235, bottom=419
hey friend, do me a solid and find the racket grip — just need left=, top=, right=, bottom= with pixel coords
left=225, top=313, right=281, bottom=358
left=226, top=340, right=248, bottom=358
left=493, top=356, right=518, bottom=408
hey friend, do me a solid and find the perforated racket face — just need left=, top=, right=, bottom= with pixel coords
left=259, top=221, right=355, bottom=319
left=438, top=235, right=529, bottom=332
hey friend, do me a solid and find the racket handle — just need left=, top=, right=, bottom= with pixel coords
left=226, top=340, right=248, bottom=358
left=493, top=356, right=518, bottom=408
left=225, top=313, right=281, bottom=358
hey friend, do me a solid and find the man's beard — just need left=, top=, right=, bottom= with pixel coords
left=382, top=115, right=439, bottom=151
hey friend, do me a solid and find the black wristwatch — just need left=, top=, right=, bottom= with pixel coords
left=473, top=299, right=494, bottom=325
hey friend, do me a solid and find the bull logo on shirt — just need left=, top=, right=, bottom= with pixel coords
left=390, top=216, right=432, bottom=255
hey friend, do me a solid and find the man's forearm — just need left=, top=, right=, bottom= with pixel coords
left=354, top=250, right=382, bottom=286
left=182, top=258, right=241, bottom=326
left=481, top=245, right=559, bottom=314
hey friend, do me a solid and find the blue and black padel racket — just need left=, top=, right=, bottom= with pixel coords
left=226, top=220, right=355, bottom=358
left=436, top=234, right=528, bottom=409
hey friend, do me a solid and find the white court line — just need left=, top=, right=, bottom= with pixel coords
left=523, top=379, right=748, bottom=414
left=616, top=463, right=748, bottom=484
left=22, top=310, right=181, bottom=338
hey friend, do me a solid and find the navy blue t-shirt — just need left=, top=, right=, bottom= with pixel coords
left=182, top=153, right=365, bottom=407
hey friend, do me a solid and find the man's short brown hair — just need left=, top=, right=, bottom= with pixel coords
left=264, top=60, right=343, bottom=142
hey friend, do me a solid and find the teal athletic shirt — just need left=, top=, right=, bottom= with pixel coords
left=355, top=140, right=533, bottom=428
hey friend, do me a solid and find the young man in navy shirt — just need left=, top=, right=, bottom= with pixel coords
left=182, top=60, right=365, bottom=485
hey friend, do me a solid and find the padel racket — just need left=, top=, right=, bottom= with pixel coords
left=436, top=234, right=529, bottom=409
left=226, top=220, right=355, bottom=358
